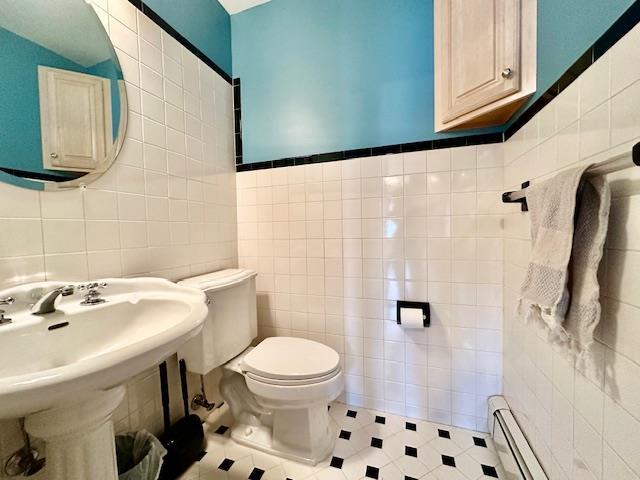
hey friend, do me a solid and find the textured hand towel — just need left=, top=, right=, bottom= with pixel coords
left=518, top=165, right=610, bottom=354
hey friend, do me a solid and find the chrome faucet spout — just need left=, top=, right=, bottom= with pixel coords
left=31, top=286, right=75, bottom=315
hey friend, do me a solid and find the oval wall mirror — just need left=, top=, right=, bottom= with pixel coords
left=0, top=0, right=127, bottom=191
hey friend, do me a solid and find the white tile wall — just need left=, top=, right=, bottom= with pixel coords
left=0, top=0, right=237, bottom=471
left=503, top=23, right=640, bottom=480
left=237, top=143, right=506, bottom=432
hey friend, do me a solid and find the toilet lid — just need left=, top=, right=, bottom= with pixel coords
left=242, top=337, right=340, bottom=381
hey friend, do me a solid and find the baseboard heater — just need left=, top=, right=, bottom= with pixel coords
left=488, top=396, right=548, bottom=480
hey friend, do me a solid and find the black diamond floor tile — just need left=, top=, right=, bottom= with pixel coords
left=218, top=458, right=235, bottom=471
left=404, top=446, right=417, bottom=457
left=482, top=464, right=499, bottom=478
left=441, top=455, right=456, bottom=467
left=339, top=430, right=352, bottom=440
left=374, top=415, right=386, bottom=424
left=404, top=477, right=419, bottom=480
left=438, top=429, right=451, bottom=439
left=370, top=437, right=383, bottom=449
left=405, top=422, right=416, bottom=431
left=365, top=466, right=379, bottom=479
left=330, top=456, right=344, bottom=469
left=473, top=436, right=488, bottom=448
left=214, top=425, right=229, bottom=435
left=346, top=409, right=358, bottom=418
left=248, top=468, right=265, bottom=480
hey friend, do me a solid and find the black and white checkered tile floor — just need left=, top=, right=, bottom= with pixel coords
left=179, top=403, right=505, bottom=480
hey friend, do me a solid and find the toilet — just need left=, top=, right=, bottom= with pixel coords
left=177, top=269, right=344, bottom=465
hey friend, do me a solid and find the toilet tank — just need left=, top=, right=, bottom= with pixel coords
left=177, top=269, right=257, bottom=375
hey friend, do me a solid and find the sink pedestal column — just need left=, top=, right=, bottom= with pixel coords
left=24, top=386, right=126, bottom=480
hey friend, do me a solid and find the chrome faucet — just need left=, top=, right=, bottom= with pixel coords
left=0, top=296, right=14, bottom=305
left=31, top=285, right=75, bottom=315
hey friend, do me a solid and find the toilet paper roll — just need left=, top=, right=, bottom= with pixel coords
left=399, top=307, right=425, bottom=328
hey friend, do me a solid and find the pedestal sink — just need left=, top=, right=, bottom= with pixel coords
left=0, top=278, right=208, bottom=480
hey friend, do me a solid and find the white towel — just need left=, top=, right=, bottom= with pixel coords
left=518, top=165, right=611, bottom=354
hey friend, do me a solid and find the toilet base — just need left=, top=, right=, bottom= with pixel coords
left=219, top=349, right=342, bottom=465
left=230, top=404, right=337, bottom=465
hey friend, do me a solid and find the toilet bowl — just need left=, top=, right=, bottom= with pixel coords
left=177, top=269, right=344, bottom=465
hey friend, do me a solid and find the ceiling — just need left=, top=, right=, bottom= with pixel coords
left=218, top=0, right=272, bottom=15
left=0, top=0, right=113, bottom=67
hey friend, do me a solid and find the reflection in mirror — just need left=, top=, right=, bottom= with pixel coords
left=0, top=0, right=127, bottom=191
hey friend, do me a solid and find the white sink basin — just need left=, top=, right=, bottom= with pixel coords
left=0, top=278, right=208, bottom=420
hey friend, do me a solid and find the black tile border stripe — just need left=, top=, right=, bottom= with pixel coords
left=235, top=132, right=504, bottom=171
left=234, top=78, right=243, bottom=165
left=504, top=0, right=640, bottom=140
left=235, top=1, right=640, bottom=171
left=127, top=0, right=232, bottom=84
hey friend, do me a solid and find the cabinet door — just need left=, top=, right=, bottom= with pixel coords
left=38, top=66, right=112, bottom=172
left=437, top=0, right=521, bottom=124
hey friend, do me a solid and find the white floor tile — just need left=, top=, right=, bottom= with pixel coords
left=184, top=402, right=505, bottom=480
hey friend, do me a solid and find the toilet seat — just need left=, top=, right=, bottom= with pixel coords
left=245, top=367, right=340, bottom=387
left=237, top=337, right=344, bottom=404
left=242, top=337, right=340, bottom=381
left=244, top=367, right=343, bottom=404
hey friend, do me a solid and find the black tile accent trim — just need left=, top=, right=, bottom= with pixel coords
left=438, top=429, right=451, bottom=439
left=481, top=464, right=499, bottom=478
left=236, top=1, right=640, bottom=172
left=339, top=430, right=352, bottom=440
left=365, top=466, right=380, bottom=479
left=249, top=468, right=265, bottom=480
left=330, top=456, right=344, bottom=469
left=235, top=163, right=253, bottom=172
left=594, top=0, right=640, bottom=60
left=234, top=133, right=502, bottom=171
left=441, top=455, right=456, bottom=467
left=214, top=425, right=229, bottom=435
left=405, top=446, right=418, bottom=457
left=505, top=0, right=640, bottom=140
left=234, top=77, right=243, bottom=164
left=218, top=459, right=234, bottom=471
left=473, top=436, right=488, bottom=448
left=374, top=415, right=386, bottom=424
left=370, top=437, right=383, bottom=449
left=127, top=1, right=232, bottom=84
left=346, top=409, right=358, bottom=418
left=406, top=422, right=417, bottom=431
left=371, top=144, right=402, bottom=156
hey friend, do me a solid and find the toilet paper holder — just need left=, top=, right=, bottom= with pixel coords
left=396, top=300, right=430, bottom=327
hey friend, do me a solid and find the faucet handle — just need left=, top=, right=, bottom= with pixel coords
left=80, top=283, right=107, bottom=306
left=0, top=309, right=12, bottom=325
left=0, top=297, right=14, bottom=305
left=59, top=285, right=75, bottom=296
left=78, top=282, right=107, bottom=291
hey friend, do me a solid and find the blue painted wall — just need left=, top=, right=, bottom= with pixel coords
left=232, top=0, right=635, bottom=164
left=143, top=0, right=232, bottom=76
left=231, top=0, right=492, bottom=164
left=509, top=0, right=635, bottom=125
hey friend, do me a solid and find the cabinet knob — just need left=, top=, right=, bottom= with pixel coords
left=501, top=68, right=514, bottom=79
left=50, top=153, right=58, bottom=159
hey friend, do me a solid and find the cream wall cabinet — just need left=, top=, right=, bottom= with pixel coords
left=434, top=0, right=536, bottom=131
